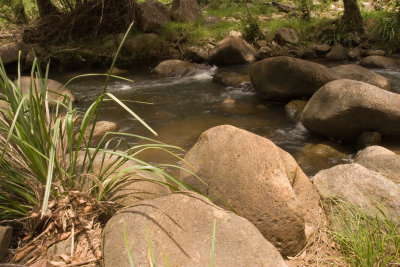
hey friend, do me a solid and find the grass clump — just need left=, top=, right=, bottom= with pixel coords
left=329, top=200, right=400, bottom=267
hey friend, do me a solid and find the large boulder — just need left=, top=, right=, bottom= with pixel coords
left=18, top=76, right=76, bottom=105
left=180, top=125, right=325, bottom=257
left=301, top=79, right=400, bottom=141
left=103, top=192, right=287, bottom=267
left=354, top=146, right=400, bottom=184
left=360, top=55, right=400, bottom=69
left=170, top=0, right=202, bottom=22
left=273, top=27, right=299, bottom=46
left=0, top=42, right=19, bottom=65
left=79, top=120, right=119, bottom=147
left=313, top=163, right=400, bottom=223
left=153, top=59, right=198, bottom=77
left=331, top=64, right=391, bottom=90
left=250, top=56, right=337, bottom=101
left=208, top=36, right=256, bottom=66
left=138, top=0, right=169, bottom=33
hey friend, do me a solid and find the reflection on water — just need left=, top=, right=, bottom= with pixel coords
left=52, top=64, right=400, bottom=177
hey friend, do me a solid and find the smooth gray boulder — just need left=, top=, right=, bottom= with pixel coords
left=102, top=192, right=288, bottom=267
left=354, top=146, right=400, bottom=184
left=313, top=163, right=400, bottom=223
left=250, top=56, right=336, bottom=101
left=180, top=125, right=325, bottom=257
left=208, top=36, right=256, bottom=66
left=301, top=79, right=400, bottom=141
left=331, top=64, right=391, bottom=90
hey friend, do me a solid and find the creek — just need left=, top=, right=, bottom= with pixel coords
left=53, top=63, right=400, bottom=177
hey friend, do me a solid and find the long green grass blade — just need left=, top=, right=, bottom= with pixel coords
left=123, top=223, right=135, bottom=267
left=210, top=219, right=216, bottom=267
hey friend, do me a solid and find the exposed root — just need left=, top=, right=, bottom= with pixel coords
left=9, top=191, right=115, bottom=266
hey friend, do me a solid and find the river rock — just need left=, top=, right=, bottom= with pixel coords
left=0, top=226, right=11, bottom=262
left=313, top=163, right=400, bottom=223
left=354, top=146, right=400, bottom=184
left=19, top=76, right=77, bottom=105
left=213, top=71, right=251, bottom=88
left=367, top=49, right=386, bottom=56
left=153, top=59, right=197, bottom=77
left=347, top=48, right=362, bottom=61
left=170, top=0, right=202, bottom=22
left=360, top=55, right=400, bottom=69
left=0, top=42, right=19, bottom=65
left=102, top=192, right=287, bottom=267
left=184, top=46, right=208, bottom=63
left=138, top=0, right=169, bottom=33
left=285, top=100, right=307, bottom=121
left=208, top=36, right=256, bottom=66
left=312, top=44, right=331, bottom=55
left=301, top=79, right=400, bottom=141
left=273, top=27, right=299, bottom=46
left=180, top=125, right=325, bottom=257
left=330, top=64, right=391, bottom=90
left=250, top=56, right=336, bottom=101
left=81, top=121, right=119, bottom=147
left=325, top=44, right=347, bottom=61
left=356, top=131, right=381, bottom=149
left=76, top=151, right=169, bottom=207
left=296, top=142, right=351, bottom=176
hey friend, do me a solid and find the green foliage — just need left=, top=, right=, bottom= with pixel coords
left=374, top=12, right=400, bottom=54
left=329, top=200, right=400, bottom=267
left=0, top=25, right=190, bottom=220
left=241, top=9, right=263, bottom=42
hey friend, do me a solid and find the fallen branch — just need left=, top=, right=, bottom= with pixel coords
left=263, top=1, right=297, bottom=13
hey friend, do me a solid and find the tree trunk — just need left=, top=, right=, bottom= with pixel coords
left=36, top=0, right=59, bottom=18
left=342, top=0, right=364, bottom=33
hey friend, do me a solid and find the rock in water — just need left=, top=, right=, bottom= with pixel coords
left=250, top=56, right=336, bottom=101
left=180, top=125, right=325, bottom=257
left=208, top=36, right=256, bottom=66
left=153, top=59, right=197, bottom=77
left=361, top=55, right=400, bottom=69
left=301, top=79, right=400, bottom=141
left=103, top=192, right=287, bottom=267
left=331, top=64, right=391, bottom=90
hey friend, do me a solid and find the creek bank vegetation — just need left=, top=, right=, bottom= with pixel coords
left=0, top=0, right=400, bottom=266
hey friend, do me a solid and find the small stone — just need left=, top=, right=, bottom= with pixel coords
left=367, top=49, right=386, bottom=56
left=222, top=98, right=236, bottom=108
left=325, top=44, right=347, bottom=61
left=312, top=44, right=331, bottom=54
left=274, top=27, right=299, bottom=46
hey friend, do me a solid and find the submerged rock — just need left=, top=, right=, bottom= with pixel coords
left=212, top=71, right=251, bottom=88
left=313, top=163, right=400, bottom=223
left=285, top=100, right=307, bottom=121
left=180, top=125, right=325, bottom=257
left=360, top=55, right=400, bottom=69
left=331, top=64, right=391, bottom=90
left=208, top=36, right=256, bottom=66
left=103, top=192, right=287, bottom=267
left=301, top=79, right=400, bottom=141
left=250, top=56, right=336, bottom=101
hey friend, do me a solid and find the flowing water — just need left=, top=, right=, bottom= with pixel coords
left=53, top=63, right=400, bottom=177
